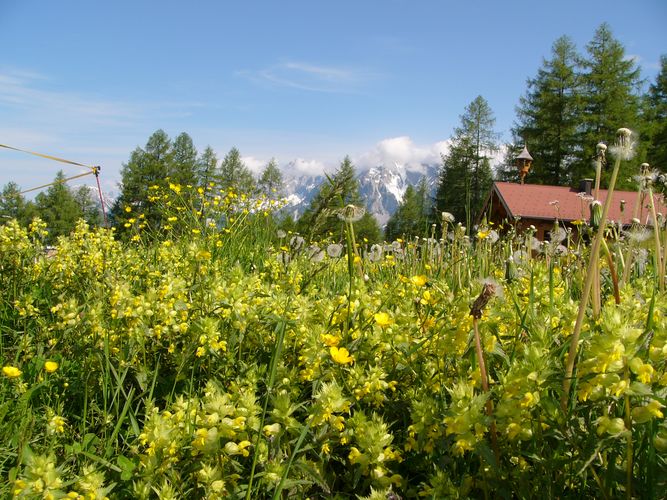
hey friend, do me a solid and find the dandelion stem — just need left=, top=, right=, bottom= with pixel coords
left=600, top=239, right=621, bottom=304
left=646, top=185, right=664, bottom=291
left=624, top=360, right=633, bottom=499
left=562, top=147, right=623, bottom=411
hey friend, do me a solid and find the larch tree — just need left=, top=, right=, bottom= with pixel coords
left=197, top=146, right=219, bottom=189
left=297, top=156, right=381, bottom=243
left=258, top=158, right=284, bottom=198
left=34, top=171, right=83, bottom=242
left=170, top=132, right=198, bottom=187
left=644, top=55, right=667, bottom=172
left=435, top=96, right=498, bottom=229
left=385, top=177, right=430, bottom=241
left=514, top=36, right=582, bottom=185
left=112, top=129, right=174, bottom=232
left=577, top=23, right=642, bottom=188
left=217, top=147, right=255, bottom=194
left=0, top=182, right=37, bottom=226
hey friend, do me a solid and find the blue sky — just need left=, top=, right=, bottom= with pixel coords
left=1, top=0, right=665, bottom=198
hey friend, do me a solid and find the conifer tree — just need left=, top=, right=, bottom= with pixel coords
left=197, top=146, right=219, bottom=189
left=514, top=36, right=581, bottom=185
left=170, top=132, right=198, bottom=187
left=435, top=96, right=498, bottom=229
left=258, top=158, right=284, bottom=198
left=385, top=178, right=430, bottom=241
left=112, top=129, right=174, bottom=231
left=217, top=147, right=255, bottom=194
left=34, top=171, right=83, bottom=242
left=577, top=23, right=641, bottom=188
left=297, top=156, right=381, bottom=242
left=0, top=182, right=37, bottom=226
left=644, top=55, right=667, bottom=171
left=73, top=185, right=102, bottom=226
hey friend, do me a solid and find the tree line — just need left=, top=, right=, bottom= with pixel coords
left=424, top=23, right=667, bottom=236
left=1, top=23, right=665, bottom=244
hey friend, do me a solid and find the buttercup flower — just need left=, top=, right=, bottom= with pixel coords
left=2, top=366, right=22, bottom=378
left=374, top=312, right=393, bottom=327
left=44, top=361, right=59, bottom=373
left=411, top=275, right=428, bottom=287
left=330, top=346, right=354, bottom=365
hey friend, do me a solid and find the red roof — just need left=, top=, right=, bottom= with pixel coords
left=491, top=181, right=667, bottom=224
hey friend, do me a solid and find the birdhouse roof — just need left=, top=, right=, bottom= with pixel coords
left=516, top=145, right=533, bottom=161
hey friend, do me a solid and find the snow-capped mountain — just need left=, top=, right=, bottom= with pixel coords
left=281, top=162, right=440, bottom=225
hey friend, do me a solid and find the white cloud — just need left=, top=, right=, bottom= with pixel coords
left=241, top=155, right=266, bottom=175
left=355, top=136, right=451, bottom=171
left=285, top=157, right=328, bottom=176
left=237, top=60, right=377, bottom=93
left=0, top=70, right=141, bottom=127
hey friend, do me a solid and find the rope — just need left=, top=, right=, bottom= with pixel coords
left=20, top=171, right=95, bottom=194
left=1, top=142, right=108, bottom=225
left=0, top=143, right=97, bottom=172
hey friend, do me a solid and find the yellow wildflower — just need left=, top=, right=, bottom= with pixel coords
left=2, top=366, right=21, bottom=378
left=321, top=333, right=341, bottom=347
left=374, top=312, right=393, bottom=327
left=44, top=361, right=58, bottom=373
left=330, top=346, right=354, bottom=365
left=411, top=275, right=428, bottom=287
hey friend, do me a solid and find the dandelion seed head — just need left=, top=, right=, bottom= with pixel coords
left=610, top=128, right=636, bottom=160
left=337, top=204, right=365, bottom=223
left=441, top=212, right=455, bottom=223
left=326, top=243, right=343, bottom=258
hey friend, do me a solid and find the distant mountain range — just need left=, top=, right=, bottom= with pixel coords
left=281, top=162, right=440, bottom=225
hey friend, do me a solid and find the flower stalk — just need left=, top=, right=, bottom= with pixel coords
left=470, top=282, right=500, bottom=464
left=562, top=129, right=630, bottom=410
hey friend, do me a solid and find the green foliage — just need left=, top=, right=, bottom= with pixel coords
left=258, top=158, right=284, bottom=198
left=297, top=156, right=381, bottom=243
left=644, top=55, right=667, bottom=172
left=514, top=36, right=582, bottom=185
left=34, top=171, right=85, bottom=243
left=435, top=96, right=497, bottom=229
left=385, top=178, right=430, bottom=241
left=170, top=132, right=199, bottom=187
left=112, top=129, right=174, bottom=233
left=576, top=23, right=642, bottom=188
left=217, top=147, right=255, bottom=194
left=197, top=146, right=219, bottom=188
left=72, top=185, right=102, bottom=227
left=0, top=182, right=37, bottom=226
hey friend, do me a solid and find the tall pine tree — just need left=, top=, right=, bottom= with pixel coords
left=577, top=23, right=641, bottom=188
left=385, top=178, right=430, bottom=241
left=112, top=129, right=174, bottom=232
left=170, top=132, right=198, bottom=187
left=435, top=96, right=498, bottom=228
left=0, top=182, right=37, bottom=226
left=258, top=158, right=284, bottom=198
left=217, top=147, right=255, bottom=194
left=35, top=171, right=84, bottom=242
left=197, top=146, right=219, bottom=188
left=514, top=36, right=581, bottom=185
left=297, top=156, right=381, bottom=242
left=644, top=55, right=667, bottom=171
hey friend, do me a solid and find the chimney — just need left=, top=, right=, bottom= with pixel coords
left=578, top=178, right=593, bottom=196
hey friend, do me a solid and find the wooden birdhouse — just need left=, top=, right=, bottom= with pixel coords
left=516, top=145, right=533, bottom=184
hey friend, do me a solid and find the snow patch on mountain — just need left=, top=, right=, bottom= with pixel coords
left=280, top=161, right=440, bottom=226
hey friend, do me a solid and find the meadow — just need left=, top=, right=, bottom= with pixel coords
left=1, top=173, right=666, bottom=499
